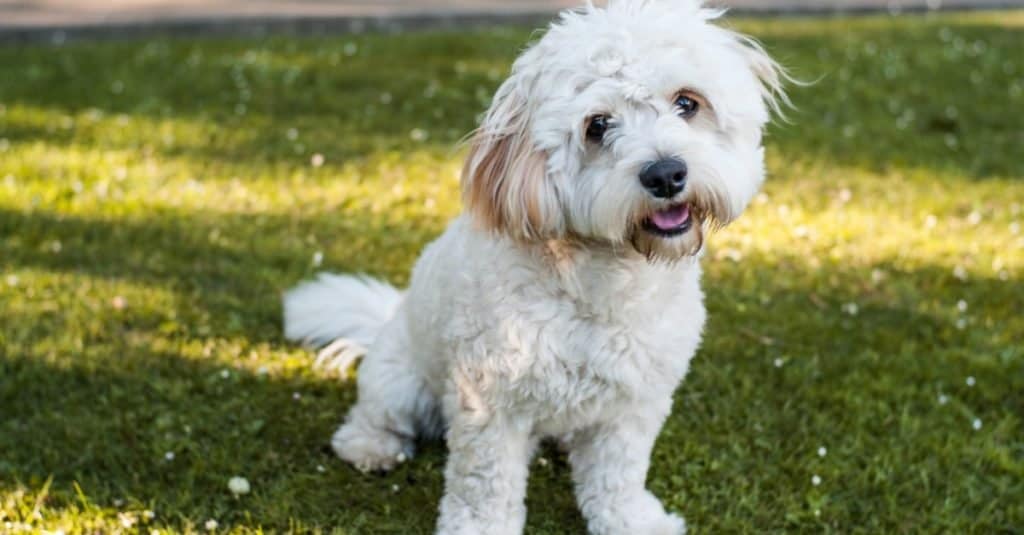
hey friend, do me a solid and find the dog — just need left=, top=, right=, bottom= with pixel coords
left=284, top=1, right=788, bottom=533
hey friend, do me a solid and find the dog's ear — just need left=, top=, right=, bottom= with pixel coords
left=731, top=33, right=793, bottom=121
left=461, top=75, right=562, bottom=240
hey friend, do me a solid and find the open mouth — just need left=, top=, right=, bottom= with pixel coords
left=641, top=204, right=694, bottom=237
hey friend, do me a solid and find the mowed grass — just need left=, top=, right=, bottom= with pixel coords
left=1, top=11, right=1022, bottom=534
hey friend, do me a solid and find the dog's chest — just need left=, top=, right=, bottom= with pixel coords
left=436, top=233, right=708, bottom=431
left=491, top=271, right=705, bottom=431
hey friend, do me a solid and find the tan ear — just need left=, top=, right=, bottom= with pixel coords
left=462, top=78, right=561, bottom=240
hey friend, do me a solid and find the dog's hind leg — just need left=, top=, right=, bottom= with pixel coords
left=331, top=319, right=437, bottom=473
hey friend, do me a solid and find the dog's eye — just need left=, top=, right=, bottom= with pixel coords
left=674, top=92, right=702, bottom=119
left=586, top=115, right=610, bottom=143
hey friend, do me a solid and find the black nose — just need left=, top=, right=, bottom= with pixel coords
left=639, top=159, right=688, bottom=199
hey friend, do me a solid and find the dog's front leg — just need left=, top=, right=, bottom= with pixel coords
left=436, top=408, right=533, bottom=535
left=568, top=404, right=685, bottom=535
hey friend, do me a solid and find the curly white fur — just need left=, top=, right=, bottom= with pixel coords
left=284, top=1, right=786, bottom=533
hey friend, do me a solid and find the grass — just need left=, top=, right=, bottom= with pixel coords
left=1, top=10, right=1022, bottom=534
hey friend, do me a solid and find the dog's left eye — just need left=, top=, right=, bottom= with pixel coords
left=586, top=115, right=610, bottom=143
left=674, top=92, right=702, bottom=119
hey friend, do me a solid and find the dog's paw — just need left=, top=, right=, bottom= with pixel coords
left=331, top=422, right=414, bottom=473
left=585, top=492, right=686, bottom=535
left=646, top=512, right=686, bottom=535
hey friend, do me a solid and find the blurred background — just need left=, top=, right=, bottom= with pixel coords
left=1, top=0, right=1022, bottom=533
left=3, top=0, right=1024, bottom=38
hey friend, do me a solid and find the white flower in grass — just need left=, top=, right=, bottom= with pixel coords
left=817, top=446, right=827, bottom=458
left=956, top=300, right=968, bottom=313
left=924, top=214, right=937, bottom=229
left=311, top=153, right=325, bottom=168
left=286, top=128, right=298, bottom=141
left=164, top=451, right=175, bottom=461
left=204, top=519, right=219, bottom=531
left=965, top=376, right=976, bottom=387
left=953, top=265, right=968, bottom=281
left=938, top=394, right=949, bottom=405
left=773, top=358, right=784, bottom=368
left=228, top=476, right=251, bottom=496
left=292, top=392, right=302, bottom=401
left=312, top=251, right=324, bottom=267
left=811, top=475, right=822, bottom=486
left=143, top=510, right=155, bottom=521
left=410, top=128, right=428, bottom=142
left=955, top=318, right=967, bottom=330
left=842, top=302, right=859, bottom=316
left=967, top=211, right=982, bottom=225
left=972, top=418, right=982, bottom=430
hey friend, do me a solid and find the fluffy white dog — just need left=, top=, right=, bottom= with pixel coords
left=284, top=1, right=787, bottom=533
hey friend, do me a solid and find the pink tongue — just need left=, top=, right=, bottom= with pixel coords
left=650, top=205, right=691, bottom=230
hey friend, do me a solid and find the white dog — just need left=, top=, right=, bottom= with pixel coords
left=284, top=1, right=787, bottom=533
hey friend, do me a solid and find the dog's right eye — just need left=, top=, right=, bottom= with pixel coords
left=586, top=115, right=610, bottom=143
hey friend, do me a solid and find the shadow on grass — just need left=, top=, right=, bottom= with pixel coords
left=0, top=206, right=449, bottom=344
left=0, top=30, right=515, bottom=166
left=757, top=21, right=1024, bottom=180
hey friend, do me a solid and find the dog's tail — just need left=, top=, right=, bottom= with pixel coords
left=283, top=273, right=403, bottom=373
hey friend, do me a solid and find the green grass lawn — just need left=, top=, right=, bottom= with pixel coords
left=1, top=11, right=1022, bottom=534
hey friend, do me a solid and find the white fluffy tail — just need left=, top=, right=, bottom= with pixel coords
left=283, top=273, right=403, bottom=373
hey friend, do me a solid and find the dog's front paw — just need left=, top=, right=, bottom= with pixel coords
left=584, top=492, right=686, bottom=535
left=331, top=420, right=413, bottom=473
left=645, top=512, right=686, bottom=535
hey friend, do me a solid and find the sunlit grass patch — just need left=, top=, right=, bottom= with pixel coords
left=1, top=11, right=1022, bottom=534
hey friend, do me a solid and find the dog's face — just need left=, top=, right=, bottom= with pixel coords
left=463, top=0, right=787, bottom=261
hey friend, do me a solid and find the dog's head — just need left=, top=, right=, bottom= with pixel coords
left=462, top=0, right=789, bottom=261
